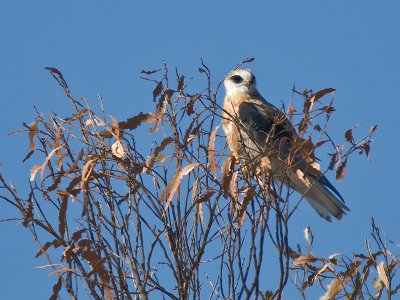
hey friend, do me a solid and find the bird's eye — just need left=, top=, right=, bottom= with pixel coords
left=230, top=75, right=243, bottom=84
left=250, top=76, right=256, bottom=84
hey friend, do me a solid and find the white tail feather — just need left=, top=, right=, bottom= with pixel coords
left=286, top=169, right=349, bottom=222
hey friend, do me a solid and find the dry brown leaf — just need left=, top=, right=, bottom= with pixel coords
left=153, top=81, right=163, bottom=100
left=321, top=260, right=360, bottom=299
left=292, top=254, right=318, bottom=266
left=71, top=229, right=87, bottom=242
left=183, top=120, right=203, bottom=146
left=221, top=155, right=236, bottom=197
left=362, top=143, right=371, bottom=159
left=141, top=68, right=161, bottom=75
left=63, top=108, right=89, bottom=123
left=85, top=116, right=106, bottom=127
left=161, top=162, right=200, bottom=211
left=110, top=116, right=120, bottom=137
left=322, top=105, right=335, bottom=113
left=207, top=125, right=220, bottom=178
left=28, top=120, right=38, bottom=151
left=81, top=157, right=96, bottom=187
left=336, top=160, right=347, bottom=180
left=81, top=250, right=113, bottom=300
left=191, top=178, right=199, bottom=203
left=66, top=176, right=81, bottom=193
left=177, top=75, right=185, bottom=91
left=195, top=190, right=215, bottom=204
left=197, top=202, right=205, bottom=227
left=30, top=164, right=42, bottom=182
left=144, top=136, right=173, bottom=172
left=45, top=67, right=69, bottom=91
left=49, top=267, right=78, bottom=276
left=54, top=125, right=64, bottom=166
left=65, top=149, right=83, bottom=175
left=315, top=140, right=328, bottom=148
left=29, top=146, right=64, bottom=182
left=308, top=261, right=332, bottom=286
left=111, top=139, right=126, bottom=158
left=229, top=169, right=238, bottom=201
left=186, top=94, right=201, bottom=115
left=345, top=129, right=354, bottom=143
left=121, top=112, right=156, bottom=130
left=59, top=195, right=68, bottom=238
left=35, top=241, right=54, bottom=258
left=150, top=89, right=174, bottom=133
left=49, top=276, right=63, bottom=300
left=320, top=278, right=343, bottom=300
left=308, top=88, right=336, bottom=110
left=376, top=261, right=390, bottom=289
left=236, top=188, right=255, bottom=226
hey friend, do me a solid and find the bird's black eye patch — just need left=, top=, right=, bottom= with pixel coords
left=250, top=75, right=256, bottom=84
left=230, top=75, right=243, bottom=84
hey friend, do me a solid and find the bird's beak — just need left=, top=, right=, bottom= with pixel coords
left=243, top=80, right=251, bottom=88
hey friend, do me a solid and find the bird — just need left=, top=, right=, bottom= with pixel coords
left=221, top=69, right=349, bottom=222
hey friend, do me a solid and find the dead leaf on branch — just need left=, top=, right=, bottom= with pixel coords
left=28, top=120, right=38, bottom=151
left=35, top=241, right=54, bottom=258
left=80, top=250, right=113, bottom=300
left=320, top=260, right=361, bottom=300
left=376, top=261, right=390, bottom=290
left=345, top=128, right=354, bottom=143
left=236, top=187, right=255, bottom=226
left=320, top=278, right=343, bottom=300
left=150, top=89, right=174, bottom=133
left=45, top=67, right=70, bottom=92
left=152, top=81, right=163, bottom=100
left=141, top=68, right=161, bottom=75
left=160, top=162, right=200, bottom=211
left=207, top=125, right=220, bottom=179
left=221, top=154, right=237, bottom=197
left=292, top=254, right=319, bottom=266
left=85, top=116, right=106, bottom=127
left=177, top=75, right=185, bottom=92
left=336, top=159, right=347, bottom=180
left=81, top=157, right=97, bottom=187
left=59, top=195, right=68, bottom=238
left=144, top=136, right=173, bottom=173
left=111, top=139, right=126, bottom=158
left=307, top=88, right=336, bottom=111
left=186, top=94, right=201, bottom=115
left=49, top=276, right=63, bottom=300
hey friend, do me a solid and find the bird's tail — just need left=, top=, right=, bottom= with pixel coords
left=304, top=175, right=350, bottom=222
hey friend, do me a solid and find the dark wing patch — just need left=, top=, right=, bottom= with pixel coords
left=238, top=102, right=294, bottom=147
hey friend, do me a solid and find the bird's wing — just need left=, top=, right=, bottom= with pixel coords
left=237, top=100, right=296, bottom=147
left=237, top=99, right=348, bottom=220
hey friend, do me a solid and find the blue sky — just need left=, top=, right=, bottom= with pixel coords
left=1, top=1, right=399, bottom=298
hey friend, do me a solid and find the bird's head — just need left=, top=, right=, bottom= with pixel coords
left=224, top=69, right=257, bottom=96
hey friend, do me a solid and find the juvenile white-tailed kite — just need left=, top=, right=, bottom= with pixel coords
left=222, top=69, right=349, bottom=221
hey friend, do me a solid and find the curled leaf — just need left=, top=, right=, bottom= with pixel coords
left=111, top=139, right=126, bottom=158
